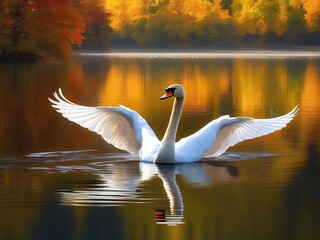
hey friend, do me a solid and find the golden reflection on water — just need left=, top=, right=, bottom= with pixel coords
left=99, top=59, right=215, bottom=115
left=98, top=58, right=309, bottom=117
left=302, top=64, right=320, bottom=111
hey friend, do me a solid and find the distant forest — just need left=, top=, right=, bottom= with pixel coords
left=0, top=0, right=319, bottom=60
left=108, top=0, right=320, bottom=48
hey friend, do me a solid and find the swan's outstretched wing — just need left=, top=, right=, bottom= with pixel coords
left=176, top=106, right=298, bottom=160
left=49, top=89, right=159, bottom=156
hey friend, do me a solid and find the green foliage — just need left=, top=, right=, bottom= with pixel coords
left=286, top=5, right=308, bottom=35
left=129, top=11, right=197, bottom=47
left=220, top=0, right=233, bottom=16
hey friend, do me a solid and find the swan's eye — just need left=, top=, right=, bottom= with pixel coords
left=165, top=87, right=177, bottom=94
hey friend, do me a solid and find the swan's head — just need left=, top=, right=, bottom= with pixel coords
left=160, top=84, right=184, bottom=100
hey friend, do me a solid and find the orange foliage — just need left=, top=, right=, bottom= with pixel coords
left=27, top=0, right=84, bottom=45
left=0, top=0, right=85, bottom=60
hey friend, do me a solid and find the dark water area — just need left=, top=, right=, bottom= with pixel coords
left=0, top=51, right=320, bottom=239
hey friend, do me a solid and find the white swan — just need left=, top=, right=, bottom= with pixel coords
left=49, top=84, right=298, bottom=164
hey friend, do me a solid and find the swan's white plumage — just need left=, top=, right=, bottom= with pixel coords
left=204, top=107, right=298, bottom=157
left=49, top=89, right=159, bottom=156
left=49, top=87, right=298, bottom=163
left=180, top=106, right=298, bottom=159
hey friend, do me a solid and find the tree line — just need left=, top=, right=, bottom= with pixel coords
left=108, top=0, right=320, bottom=48
left=0, top=0, right=319, bottom=60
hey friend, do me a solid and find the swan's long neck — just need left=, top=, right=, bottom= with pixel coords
left=155, top=97, right=184, bottom=163
left=163, top=97, right=184, bottom=142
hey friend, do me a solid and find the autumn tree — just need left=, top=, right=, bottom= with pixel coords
left=304, top=0, right=320, bottom=32
left=0, top=0, right=85, bottom=60
left=198, top=12, right=238, bottom=46
left=105, top=0, right=150, bottom=33
left=79, top=0, right=111, bottom=50
left=284, top=0, right=308, bottom=42
left=232, top=0, right=281, bottom=35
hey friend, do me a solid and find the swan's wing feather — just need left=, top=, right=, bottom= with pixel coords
left=204, top=106, right=298, bottom=157
left=49, top=89, right=158, bottom=155
left=176, top=106, right=298, bottom=159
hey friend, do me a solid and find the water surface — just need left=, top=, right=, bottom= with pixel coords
left=0, top=51, right=319, bottom=239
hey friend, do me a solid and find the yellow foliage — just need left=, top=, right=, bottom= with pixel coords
left=105, top=0, right=319, bottom=44
left=105, top=0, right=148, bottom=31
left=304, top=0, right=320, bottom=30
left=167, top=0, right=212, bottom=20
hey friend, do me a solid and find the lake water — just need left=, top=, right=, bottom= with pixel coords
left=0, top=51, right=320, bottom=240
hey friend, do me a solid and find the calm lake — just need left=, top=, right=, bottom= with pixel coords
left=0, top=51, right=320, bottom=240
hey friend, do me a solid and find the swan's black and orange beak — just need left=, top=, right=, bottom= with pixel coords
left=160, top=87, right=176, bottom=100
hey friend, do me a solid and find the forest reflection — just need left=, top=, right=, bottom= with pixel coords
left=0, top=56, right=319, bottom=157
left=98, top=57, right=315, bottom=116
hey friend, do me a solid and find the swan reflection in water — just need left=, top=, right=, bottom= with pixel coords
left=59, top=161, right=238, bottom=225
